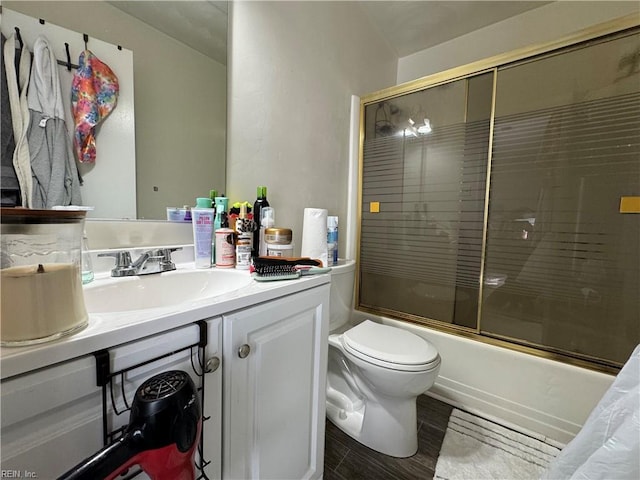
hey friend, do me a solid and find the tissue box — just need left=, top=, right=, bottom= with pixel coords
left=166, top=207, right=192, bottom=222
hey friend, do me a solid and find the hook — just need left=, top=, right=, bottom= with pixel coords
left=64, top=42, right=72, bottom=71
left=83, top=33, right=88, bottom=50
left=39, top=18, right=45, bottom=25
left=14, top=27, right=23, bottom=50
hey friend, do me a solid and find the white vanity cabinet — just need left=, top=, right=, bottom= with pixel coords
left=0, top=318, right=222, bottom=480
left=222, top=284, right=330, bottom=480
left=1, top=275, right=331, bottom=480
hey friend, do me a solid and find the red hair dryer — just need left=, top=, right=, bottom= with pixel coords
left=58, top=370, right=201, bottom=480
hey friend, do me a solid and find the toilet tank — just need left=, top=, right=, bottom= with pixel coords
left=329, top=259, right=356, bottom=331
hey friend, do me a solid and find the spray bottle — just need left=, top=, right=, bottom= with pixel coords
left=327, top=216, right=338, bottom=266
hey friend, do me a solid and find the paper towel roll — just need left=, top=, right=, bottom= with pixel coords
left=301, top=208, right=328, bottom=267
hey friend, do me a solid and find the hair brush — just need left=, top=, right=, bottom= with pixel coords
left=250, top=257, right=331, bottom=281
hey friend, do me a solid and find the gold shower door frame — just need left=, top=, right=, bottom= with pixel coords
left=356, top=15, right=640, bottom=373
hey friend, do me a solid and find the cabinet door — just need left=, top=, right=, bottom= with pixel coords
left=1, top=355, right=102, bottom=478
left=1, top=319, right=222, bottom=480
left=97, top=319, right=223, bottom=480
left=202, top=317, right=223, bottom=480
left=223, top=285, right=330, bottom=480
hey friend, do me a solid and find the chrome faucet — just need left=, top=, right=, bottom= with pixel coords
left=99, top=248, right=182, bottom=277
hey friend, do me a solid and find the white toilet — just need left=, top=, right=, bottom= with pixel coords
left=327, top=260, right=441, bottom=458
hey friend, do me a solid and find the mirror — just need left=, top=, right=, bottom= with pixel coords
left=2, top=1, right=228, bottom=220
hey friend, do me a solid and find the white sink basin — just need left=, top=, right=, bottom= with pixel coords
left=83, top=268, right=252, bottom=313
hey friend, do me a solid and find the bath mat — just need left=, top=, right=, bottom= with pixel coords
left=434, top=409, right=561, bottom=480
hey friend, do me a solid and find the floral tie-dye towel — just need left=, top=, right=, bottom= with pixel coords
left=71, top=50, right=119, bottom=164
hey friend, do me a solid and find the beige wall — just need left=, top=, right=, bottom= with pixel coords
left=397, top=1, right=640, bottom=84
left=227, top=1, right=397, bottom=256
left=5, top=1, right=226, bottom=220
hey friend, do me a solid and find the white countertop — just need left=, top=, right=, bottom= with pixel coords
left=1, top=264, right=330, bottom=380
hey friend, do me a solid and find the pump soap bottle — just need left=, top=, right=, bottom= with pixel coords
left=252, top=186, right=269, bottom=256
left=214, top=196, right=229, bottom=231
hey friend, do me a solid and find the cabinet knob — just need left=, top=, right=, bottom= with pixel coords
left=205, top=356, right=220, bottom=373
left=238, top=344, right=251, bottom=358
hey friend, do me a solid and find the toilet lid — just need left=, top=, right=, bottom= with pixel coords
left=343, top=320, right=439, bottom=367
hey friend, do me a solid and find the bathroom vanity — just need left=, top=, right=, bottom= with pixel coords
left=0, top=264, right=330, bottom=480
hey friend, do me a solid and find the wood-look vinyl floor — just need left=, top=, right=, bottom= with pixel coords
left=324, top=395, right=454, bottom=480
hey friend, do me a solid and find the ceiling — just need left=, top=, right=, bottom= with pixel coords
left=108, top=1, right=552, bottom=66
left=107, top=1, right=228, bottom=65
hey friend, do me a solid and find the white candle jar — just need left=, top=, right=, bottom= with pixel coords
left=1, top=208, right=89, bottom=346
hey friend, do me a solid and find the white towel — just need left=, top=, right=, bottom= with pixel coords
left=28, top=36, right=66, bottom=121
left=3, top=33, right=32, bottom=207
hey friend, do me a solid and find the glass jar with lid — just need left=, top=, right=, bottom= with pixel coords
left=1, top=208, right=89, bottom=346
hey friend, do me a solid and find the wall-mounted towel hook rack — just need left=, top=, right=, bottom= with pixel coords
left=14, top=27, right=23, bottom=50
left=58, top=42, right=79, bottom=70
left=83, top=33, right=88, bottom=50
left=64, top=42, right=72, bottom=71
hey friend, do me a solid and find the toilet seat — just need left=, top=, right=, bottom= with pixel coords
left=342, top=320, right=440, bottom=372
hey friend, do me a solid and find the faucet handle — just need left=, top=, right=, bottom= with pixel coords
left=159, top=247, right=182, bottom=262
left=98, top=250, right=132, bottom=267
left=98, top=251, right=136, bottom=277
left=158, top=247, right=182, bottom=271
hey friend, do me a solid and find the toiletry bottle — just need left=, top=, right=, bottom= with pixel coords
left=192, top=198, right=215, bottom=268
left=81, top=229, right=94, bottom=284
left=214, top=196, right=229, bottom=231
left=259, top=207, right=275, bottom=256
left=215, top=228, right=235, bottom=268
left=209, top=190, right=218, bottom=262
left=235, top=204, right=252, bottom=269
left=252, top=186, right=270, bottom=256
left=327, top=216, right=338, bottom=266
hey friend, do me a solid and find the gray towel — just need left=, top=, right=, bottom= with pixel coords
left=1, top=33, right=21, bottom=206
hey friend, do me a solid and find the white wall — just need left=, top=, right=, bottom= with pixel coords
left=397, top=1, right=640, bottom=83
left=227, top=1, right=397, bottom=257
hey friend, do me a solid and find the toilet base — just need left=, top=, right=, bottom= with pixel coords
left=326, top=388, right=419, bottom=458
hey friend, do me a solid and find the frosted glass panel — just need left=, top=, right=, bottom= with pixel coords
left=360, top=73, right=493, bottom=328
left=359, top=28, right=640, bottom=368
left=482, top=32, right=640, bottom=364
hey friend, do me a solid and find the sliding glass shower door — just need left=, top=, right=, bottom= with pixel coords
left=358, top=27, right=640, bottom=368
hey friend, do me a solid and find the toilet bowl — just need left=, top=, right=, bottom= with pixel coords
left=327, top=260, right=441, bottom=458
